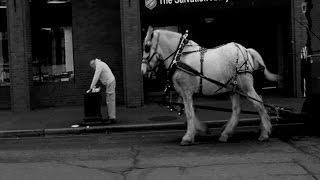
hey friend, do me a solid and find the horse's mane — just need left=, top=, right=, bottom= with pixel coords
left=155, top=29, right=199, bottom=46
left=155, top=29, right=181, bottom=39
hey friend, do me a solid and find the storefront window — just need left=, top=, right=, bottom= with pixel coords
left=31, top=1, right=74, bottom=83
left=0, top=0, right=9, bottom=86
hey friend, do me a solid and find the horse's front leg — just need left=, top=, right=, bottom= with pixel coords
left=180, top=91, right=197, bottom=146
left=173, top=79, right=197, bottom=146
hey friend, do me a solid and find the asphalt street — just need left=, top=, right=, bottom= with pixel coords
left=0, top=130, right=320, bottom=180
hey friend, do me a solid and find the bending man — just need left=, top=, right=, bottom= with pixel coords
left=88, top=58, right=116, bottom=123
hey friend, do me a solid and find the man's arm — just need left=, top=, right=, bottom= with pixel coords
left=90, top=63, right=102, bottom=89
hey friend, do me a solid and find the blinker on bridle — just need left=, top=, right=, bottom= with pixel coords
left=142, top=31, right=160, bottom=67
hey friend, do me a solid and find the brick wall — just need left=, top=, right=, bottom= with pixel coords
left=291, top=0, right=308, bottom=97
left=31, top=0, right=123, bottom=108
left=7, top=0, right=33, bottom=112
left=120, top=0, right=144, bottom=107
left=72, top=0, right=124, bottom=105
left=31, top=82, right=78, bottom=108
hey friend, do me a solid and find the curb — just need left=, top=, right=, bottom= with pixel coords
left=0, top=129, right=45, bottom=138
left=0, top=116, right=305, bottom=138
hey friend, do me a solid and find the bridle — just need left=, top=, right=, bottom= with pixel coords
left=141, top=31, right=160, bottom=70
left=142, top=31, right=183, bottom=72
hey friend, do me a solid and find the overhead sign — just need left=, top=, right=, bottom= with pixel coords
left=160, top=0, right=228, bottom=5
left=145, top=0, right=230, bottom=10
left=145, top=0, right=157, bottom=10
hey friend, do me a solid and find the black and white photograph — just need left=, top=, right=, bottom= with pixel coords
left=0, top=0, right=320, bottom=179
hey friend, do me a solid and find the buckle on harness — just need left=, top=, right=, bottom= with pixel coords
left=172, top=30, right=189, bottom=65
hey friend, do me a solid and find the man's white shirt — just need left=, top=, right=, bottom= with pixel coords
left=90, top=59, right=115, bottom=89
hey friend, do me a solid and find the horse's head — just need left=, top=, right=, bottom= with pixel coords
left=141, top=26, right=162, bottom=75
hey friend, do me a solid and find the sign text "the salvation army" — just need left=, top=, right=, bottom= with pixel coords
left=160, top=0, right=229, bottom=5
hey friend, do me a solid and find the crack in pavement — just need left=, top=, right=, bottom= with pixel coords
left=4, top=158, right=309, bottom=179
left=125, top=161, right=296, bottom=170
left=278, top=137, right=320, bottom=180
left=26, top=145, right=144, bottom=179
left=293, top=160, right=319, bottom=180
left=178, top=166, right=187, bottom=174
left=120, top=145, right=141, bottom=179
left=55, top=160, right=124, bottom=177
left=279, top=137, right=320, bottom=161
left=118, top=160, right=312, bottom=179
left=131, top=146, right=140, bottom=168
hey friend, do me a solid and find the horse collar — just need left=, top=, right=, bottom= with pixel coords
left=199, top=47, right=207, bottom=95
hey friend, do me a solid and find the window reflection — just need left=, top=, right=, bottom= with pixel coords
left=0, top=0, right=9, bottom=86
left=31, top=1, right=74, bottom=83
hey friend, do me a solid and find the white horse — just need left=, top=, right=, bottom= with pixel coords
left=141, top=26, right=279, bottom=145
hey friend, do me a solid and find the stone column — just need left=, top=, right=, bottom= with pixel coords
left=7, top=0, right=33, bottom=112
left=120, top=0, right=144, bottom=107
left=291, top=0, right=308, bottom=97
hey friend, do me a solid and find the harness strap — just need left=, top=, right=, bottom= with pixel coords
left=234, top=43, right=254, bottom=75
left=213, top=77, right=234, bottom=94
left=168, top=35, right=184, bottom=71
left=176, top=62, right=231, bottom=89
left=181, top=43, right=227, bottom=56
left=170, top=31, right=189, bottom=69
left=199, top=47, right=207, bottom=95
left=175, top=61, right=278, bottom=110
left=167, top=31, right=189, bottom=85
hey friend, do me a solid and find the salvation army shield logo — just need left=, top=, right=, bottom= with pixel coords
left=145, top=0, right=157, bottom=10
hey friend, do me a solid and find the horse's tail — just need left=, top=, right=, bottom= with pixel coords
left=247, top=48, right=280, bottom=82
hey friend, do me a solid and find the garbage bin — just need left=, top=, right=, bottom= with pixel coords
left=83, top=91, right=103, bottom=122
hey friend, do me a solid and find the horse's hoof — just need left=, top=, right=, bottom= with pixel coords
left=258, top=135, right=269, bottom=142
left=259, top=130, right=270, bottom=142
left=180, top=140, right=194, bottom=146
left=219, top=135, right=228, bottom=142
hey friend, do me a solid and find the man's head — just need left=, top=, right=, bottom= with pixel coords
left=90, top=59, right=97, bottom=69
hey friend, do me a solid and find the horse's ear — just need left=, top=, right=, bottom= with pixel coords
left=146, top=26, right=154, bottom=41
left=147, top=26, right=153, bottom=33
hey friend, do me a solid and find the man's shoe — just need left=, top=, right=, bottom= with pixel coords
left=102, top=118, right=116, bottom=124
left=108, top=118, right=117, bottom=124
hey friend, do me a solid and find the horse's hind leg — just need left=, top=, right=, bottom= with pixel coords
left=219, top=93, right=241, bottom=142
left=237, top=75, right=272, bottom=141
left=245, top=85, right=272, bottom=141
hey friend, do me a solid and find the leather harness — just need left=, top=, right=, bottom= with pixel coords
left=143, top=30, right=256, bottom=96
left=144, top=31, right=283, bottom=118
left=169, top=39, right=254, bottom=95
left=199, top=47, right=207, bottom=94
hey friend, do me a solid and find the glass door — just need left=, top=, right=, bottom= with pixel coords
left=0, top=0, right=10, bottom=109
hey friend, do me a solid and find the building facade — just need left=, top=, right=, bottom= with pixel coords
left=0, top=0, right=318, bottom=112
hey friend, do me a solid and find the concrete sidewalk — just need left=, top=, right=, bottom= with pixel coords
left=0, top=95, right=305, bottom=137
